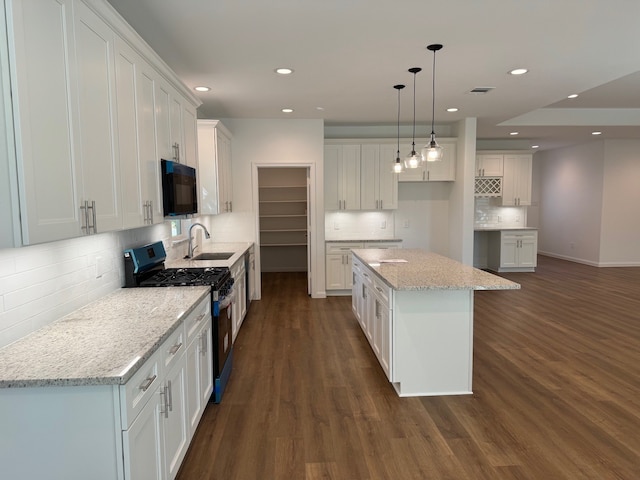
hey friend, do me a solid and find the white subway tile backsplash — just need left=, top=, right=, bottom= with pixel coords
left=0, top=222, right=172, bottom=348
left=325, top=211, right=395, bottom=240
left=474, top=198, right=527, bottom=228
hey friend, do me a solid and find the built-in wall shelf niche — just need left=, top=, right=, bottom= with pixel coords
left=258, top=167, right=308, bottom=272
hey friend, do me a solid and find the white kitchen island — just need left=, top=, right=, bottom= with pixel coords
left=351, top=248, right=520, bottom=397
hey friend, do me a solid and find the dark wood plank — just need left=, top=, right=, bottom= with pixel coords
left=177, top=258, right=640, bottom=479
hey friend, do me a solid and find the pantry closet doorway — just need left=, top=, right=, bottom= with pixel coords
left=254, top=165, right=313, bottom=296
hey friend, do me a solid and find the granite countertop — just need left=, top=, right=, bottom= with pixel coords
left=326, top=239, right=403, bottom=243
left=0, top=286, right=210, bottom=389
left=474, top=227, right=538, bottom=232
left=352, top=248, right=520, bottom=291
left=167, top=241, right=253, bottom=269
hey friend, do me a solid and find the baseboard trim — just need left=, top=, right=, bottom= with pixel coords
left=538, top=252, right=640, bottom=268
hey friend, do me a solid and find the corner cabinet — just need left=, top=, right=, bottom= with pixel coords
left=5, top=0, right=201, bottom=245
left=197, top=120, right=233, bottom=215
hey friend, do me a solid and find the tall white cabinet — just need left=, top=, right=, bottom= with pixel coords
left=5, top=0, right=201, bottom=245
left=197, top=120, right=233, bottom=215
left=324, top=144, right=361, bottom=211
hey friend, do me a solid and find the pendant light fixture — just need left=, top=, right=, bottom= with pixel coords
left=404, top=67, right=422, bottom=169
left=421, top=44, right=444, bottom=162
left=393, top=84, right=405, bottom=173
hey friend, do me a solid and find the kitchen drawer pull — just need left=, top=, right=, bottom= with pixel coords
left=169, top=342, right=183, bottom=355
left=375, top=286, right=383, bottom=293
left=139, top=374, right=157, bottom=392
left=160, top=386, right=168, bottom=419
left=196, top=313, right=206, bottom=323
left=200, top=333, right=207, bottom=356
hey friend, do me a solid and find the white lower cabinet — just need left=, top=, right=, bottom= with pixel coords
left=0, top=295, right=212, bottom=480
left=326, top=242, right=364, bottom=291
left=123, top=389, right=164, bottom=480
left=122, top=296, right=211, bottom=480
left=231, top=257, right=247, bottom=342
left=352, top=259, right=393, bottom=381
left=488, top=229, right=538, bottom=272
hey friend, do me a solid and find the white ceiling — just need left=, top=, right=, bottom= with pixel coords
left=106, top=0, right=640, bottom=150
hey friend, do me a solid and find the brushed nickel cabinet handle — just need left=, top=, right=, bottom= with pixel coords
left=169, top=342, right=183, bottom=355
left=139, top=374, right=157, bottom=392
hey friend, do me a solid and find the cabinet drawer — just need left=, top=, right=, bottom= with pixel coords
left=365, top=241, right=402, bottom=249
left=185, top=296, right=211, bottom=344
left=373, top=276, right=391, bottom=307
left=120, top=350, right=161, bottom=429
left=160, top=323, right=186, bottom=374
left=327, top=242, right=364, bottom=254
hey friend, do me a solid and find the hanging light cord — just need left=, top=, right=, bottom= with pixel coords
left=410, top=69, right=419, bottom=153
left=397, top=87, right=401, bottom=158
left=431, top=47, right=436, bottom=136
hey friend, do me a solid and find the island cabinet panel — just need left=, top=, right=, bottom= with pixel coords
left=393, top=289, right=473, bottom=396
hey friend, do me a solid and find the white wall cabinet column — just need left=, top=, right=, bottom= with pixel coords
left=324, top=144, right=360, bottom=210
left=197, top=119, right=233, bottom=215
left=502, top=154, right=532, bottom=206
left=361, top=144, right=398, bottom=210
left=74, top=1, right=122, bottom=233
left=8, top=0, right=83, bottom=244
left=114, top=36, right=145, bottom=229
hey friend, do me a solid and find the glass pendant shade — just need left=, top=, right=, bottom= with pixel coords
left=421, top=134, right=444, bottom=162
left=404, top=150, right=421, bottom=169
left=392, top=84, right=405, bottom=173
left=393, top=157, right=403, bottom=173
left=422, top=44, right=444, bottom=162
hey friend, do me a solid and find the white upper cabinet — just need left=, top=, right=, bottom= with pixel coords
left=502, top=154, right=532, bottom=206
left=361, top=144, right=398, bottom=210
left=476, top=154, right=503, bottom=177
left=114, top=37, right=144, bottom=229
left=5, top=0, right=201, bottom=244
left=74, top=1, right=122, bottom=234
left=8, top=0, right=82, bottom=244
left=324, top=144, right=360, bottom=211
left=197, top=119, right=233, bottom=215
left=397, top=140, right=456, bottom=182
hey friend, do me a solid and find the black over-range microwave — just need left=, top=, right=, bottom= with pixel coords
left=161, top=159, right=198, bottom=216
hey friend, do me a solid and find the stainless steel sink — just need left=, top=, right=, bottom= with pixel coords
left=191, top=252, right=234, bottom=261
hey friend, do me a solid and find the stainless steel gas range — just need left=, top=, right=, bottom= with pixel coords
left=123, top=241, right=234, bottom=403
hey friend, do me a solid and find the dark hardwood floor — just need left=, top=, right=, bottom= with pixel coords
left=177, top=256, right=640, bottom=479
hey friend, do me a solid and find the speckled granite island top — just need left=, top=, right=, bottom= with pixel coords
left=0, top=286, right=210, bottom=388
left=352, top=248, right=520, bottom=291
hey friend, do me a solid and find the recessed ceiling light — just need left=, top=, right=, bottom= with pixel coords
left=592, top=131, right=602, bottom=135
left=316, top=106, right=325, bottom=111
left=282, top=108, right=294, bottom=113
left=509, top=68, right=528, bottom=75
left=531, top=145, right=539, bottom=149
left=194, top=86, right=211, bottom=92
left=275, top=68, right=293, bottom=75
left=510, top=132, right=519, bottom=136
left=567, top=94, right=579, bottom=99
left=446, top=107, right=458, bottom=112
